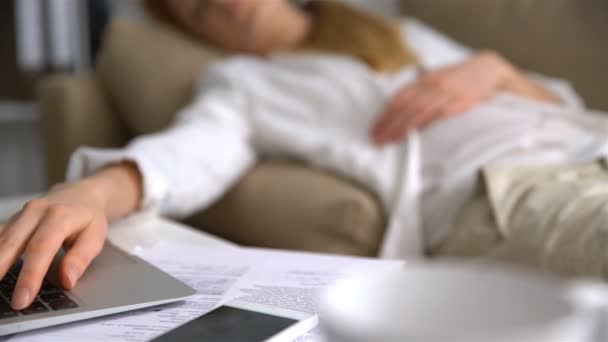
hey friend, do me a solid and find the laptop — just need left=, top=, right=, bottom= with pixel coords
left=0, top=242, right=196, bottom=336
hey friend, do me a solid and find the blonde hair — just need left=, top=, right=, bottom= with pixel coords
left=142, top=0, right=417, bottom=72
left=297, top=1, right=416, bottom=72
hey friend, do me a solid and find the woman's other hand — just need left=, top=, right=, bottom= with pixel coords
left=372, top=51, right=509, bottom=145
left=371, top=51, right=560, bottom=146
left=0, top=163, right=142, bottom=310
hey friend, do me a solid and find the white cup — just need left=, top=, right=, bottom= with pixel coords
left=319, top=263, right=608, bottom=342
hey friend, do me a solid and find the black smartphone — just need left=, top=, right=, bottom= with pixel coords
left=152, top=300, right=317, bottom=342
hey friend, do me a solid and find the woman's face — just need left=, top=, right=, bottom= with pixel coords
left=165, top=0, right=303, bottom=54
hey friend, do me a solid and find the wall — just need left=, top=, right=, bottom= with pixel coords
left=0, top=0, right=35, bottom=101
left=342, top=0, right=401, bottom=16
left=0, top=103, right=45, bottom=197
left=109, top=0, right=402, bottom=18
left=0, top=1, right=44, bottom=197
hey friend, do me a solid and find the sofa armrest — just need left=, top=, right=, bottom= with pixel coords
left=188, top=161, right=387, bottom=257
left=37, top=75, right=130, bottom=186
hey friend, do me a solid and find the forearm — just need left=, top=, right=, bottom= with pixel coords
left=79, top=163, right=143, bottom=220
left=479, top=51, right=561, bottom=104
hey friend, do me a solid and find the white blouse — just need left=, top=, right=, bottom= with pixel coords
left=68, top=18, right=600, bottom=258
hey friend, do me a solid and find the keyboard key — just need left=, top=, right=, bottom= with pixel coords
left=0, top=280, right=13, bottom=292
left=21, top=300, right=49, bottom=315
left=9, top=260, right=23, bottom=275
left=0, top=276, right=15, bottom=298
left=0, top=310, right=18, bottom=320
left=1, top=273, right=16, bottom=285
left=0, top=287, right=14, bottom=299
left=40, top=280, right=62, bottom=294
left=47, top=297, right=78, bottom=311
left=0, top=300, right=18, bottom=320
left=40, top=292, right=67, bottom=303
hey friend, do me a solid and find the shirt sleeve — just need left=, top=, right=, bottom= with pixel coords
left=67, top=63, right=256, bottom=218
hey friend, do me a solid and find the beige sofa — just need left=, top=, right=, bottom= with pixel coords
left=38, top=1, right=607, bottom=257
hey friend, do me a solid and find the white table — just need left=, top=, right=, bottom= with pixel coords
left=107, top=212, right=236, bottom=251
left=0, top=194, right=236, bottom=252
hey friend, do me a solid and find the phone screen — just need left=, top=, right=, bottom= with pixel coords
left=151, top=305, right=298, bottom=342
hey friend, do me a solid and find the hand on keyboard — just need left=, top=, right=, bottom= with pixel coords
left=0, top=260, right=79, bottom=319
left=0, top=181, right=108, bottom=310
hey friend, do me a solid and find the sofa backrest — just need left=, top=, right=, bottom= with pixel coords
left=401, top=0, right=608, bottom=111
left=95, top=19, right=222, bottom=136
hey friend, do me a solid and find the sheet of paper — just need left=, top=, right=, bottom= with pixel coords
left=6, top=242, right=404, bottom=342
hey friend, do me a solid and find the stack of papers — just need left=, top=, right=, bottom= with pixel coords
left=6, top=242, right=405, bottom=342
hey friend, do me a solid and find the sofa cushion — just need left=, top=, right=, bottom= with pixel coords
left=188, top=161, right=386, bottom=257
left=400, top=0, right=608, bottom=111
left=95, top=18, right=222, bottom=135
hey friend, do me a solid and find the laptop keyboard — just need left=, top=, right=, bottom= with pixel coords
left=0, top=260, right=79, bottom=320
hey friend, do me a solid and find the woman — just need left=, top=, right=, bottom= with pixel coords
left=1, top=0, right=604, bottom=310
